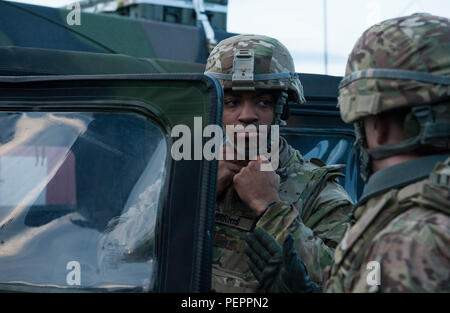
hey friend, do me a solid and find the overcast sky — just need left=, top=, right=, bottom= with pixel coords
left=227, top=0, right=450, bottom=76
left=6, top=0, right=450, bottom=76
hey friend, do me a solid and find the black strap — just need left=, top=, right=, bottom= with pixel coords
left=368, top=105, right=450, bottom=160
left=358, top=153, right=450, bottom=205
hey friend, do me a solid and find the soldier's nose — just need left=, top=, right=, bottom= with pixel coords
left=238, top=102, right=258, bottom=124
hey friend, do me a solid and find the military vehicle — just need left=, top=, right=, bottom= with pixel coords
left=0, top=0, right=363, bottom=292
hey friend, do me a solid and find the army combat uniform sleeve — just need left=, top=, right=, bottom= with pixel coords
left=255, top=168, right=353, bottom=284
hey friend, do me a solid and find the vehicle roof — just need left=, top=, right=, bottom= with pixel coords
left=0, top=1, right=342, bottom=95
left=0, top=1, right=235, bottom=63
left=0, top=46, right=206, bottom=75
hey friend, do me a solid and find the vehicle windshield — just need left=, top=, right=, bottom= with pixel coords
left=0, top=111, right=166, bottom=292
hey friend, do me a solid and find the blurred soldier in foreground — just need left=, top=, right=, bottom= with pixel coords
left=245, top=13, right=450, bottom=293
left=205, top=34, right=353, bottom=292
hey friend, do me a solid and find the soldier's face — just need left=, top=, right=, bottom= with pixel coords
left=222, top=90, right=276, bottom=132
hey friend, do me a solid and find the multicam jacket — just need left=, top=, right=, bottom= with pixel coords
left=325, top=154, right=450, bottom=292
left=212, top=137, right=353, bottom=292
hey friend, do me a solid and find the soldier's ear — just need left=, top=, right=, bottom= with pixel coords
left=363, top=116, right=377, bottom=149
left=373, top=115, right=389, bottom=147
left=363, top=115, right=390, bottom=148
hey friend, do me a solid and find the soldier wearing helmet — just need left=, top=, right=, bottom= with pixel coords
left=205, top=34, right=353, bottom=292
left=244, top=13, right=450, bottom=293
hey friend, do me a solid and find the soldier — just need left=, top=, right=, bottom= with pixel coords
left=205, top=34, right=354, bottom=292
left=244, top=13, right=450, bottom=292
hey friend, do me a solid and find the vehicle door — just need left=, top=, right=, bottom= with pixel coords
left=0, top=74, right=222, bottom=292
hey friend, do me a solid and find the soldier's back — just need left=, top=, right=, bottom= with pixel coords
left=326, top=156, right=450, bottom=292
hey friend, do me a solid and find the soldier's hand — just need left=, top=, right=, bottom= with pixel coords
left=233, top=156, right=280, bottom=215
left=216, top=145, right=244, bottom=198
left=244, top=227, right=322, bottom=293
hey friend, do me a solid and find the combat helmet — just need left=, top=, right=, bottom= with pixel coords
left=205, top=34, right=306, bottom=125
left=338, top=13, right=450, bottom=181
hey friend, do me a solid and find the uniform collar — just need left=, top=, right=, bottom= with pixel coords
left=358, top=153, right=450, bottom=205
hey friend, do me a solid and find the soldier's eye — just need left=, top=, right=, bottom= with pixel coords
left=224, top=98, right=238, bottom=107
left=257, top=98, right=274, bottom=107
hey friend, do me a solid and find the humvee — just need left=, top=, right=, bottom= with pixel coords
left=0, top=1, right=364, bottom=292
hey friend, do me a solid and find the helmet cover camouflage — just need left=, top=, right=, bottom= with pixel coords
left=205, top=34, right=305, bottom=104
left=339, top=13, right=450, bottom=123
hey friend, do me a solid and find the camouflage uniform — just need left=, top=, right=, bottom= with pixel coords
left=325, top=155, right=450, bottom=292
left=325, top=14, right=450, bottom=292
left=206, top=34, right=354, bottom=292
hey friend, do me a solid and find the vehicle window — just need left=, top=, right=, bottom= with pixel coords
left=0, top=111, right=166, bottom=292
left=282, top=132, right=363, bottom=202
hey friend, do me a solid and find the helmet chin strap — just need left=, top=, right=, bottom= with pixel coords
left=266, top=91, right=289, bottom=154
left=273, top=91, right=288, bottom=126
left=368, top=105, right=450, bottom=159
left=355, top=103, right=450, bottom=182
left=353, top=121, right=372, bottom=182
